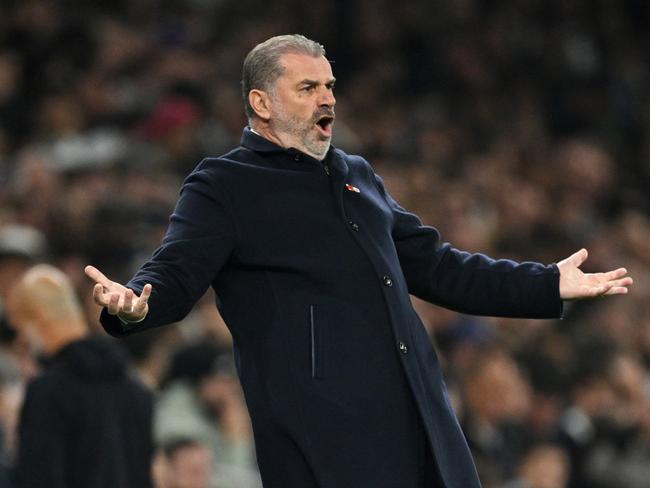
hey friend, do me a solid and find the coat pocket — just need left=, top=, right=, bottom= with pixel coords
left=310, top=304, right=317, bottom=378
left=309, top=302, right=369, bottom=379
left=309, top=304, right=340, bottom=379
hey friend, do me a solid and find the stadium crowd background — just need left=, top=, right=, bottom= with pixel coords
left=0, top=0, right=649, bottom=487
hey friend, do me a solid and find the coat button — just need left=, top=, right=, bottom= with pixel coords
left=349, top=221, right=359, bottom=232
left=294, top=155, right=300, bottom=161
left=383, top=275, right=393, bottom=287
left=398, top=341, right=408, bottom=354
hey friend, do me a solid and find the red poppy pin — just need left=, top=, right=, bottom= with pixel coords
left=345, top=184, right=360, bottom=193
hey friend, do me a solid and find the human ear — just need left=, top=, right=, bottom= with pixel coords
left=249, top=89, right=272, bottom=121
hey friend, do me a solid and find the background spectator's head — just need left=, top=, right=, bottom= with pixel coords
left=6, top=264, right=86, bottom=356
left=160, top=438, right=213, bottom=488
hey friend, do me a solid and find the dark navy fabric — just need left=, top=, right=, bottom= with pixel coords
left=101, top=128, right=562, bottom=488
left=17, top=336, right=153, bottom=488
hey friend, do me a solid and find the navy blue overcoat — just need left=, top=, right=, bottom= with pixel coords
left=101, top=128, right=562, bottom=488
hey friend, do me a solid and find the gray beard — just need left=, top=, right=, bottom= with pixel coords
left=270, top=110, right=331, bottom=160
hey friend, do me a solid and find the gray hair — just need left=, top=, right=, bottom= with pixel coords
left=241, top=34, right=326, bottom=120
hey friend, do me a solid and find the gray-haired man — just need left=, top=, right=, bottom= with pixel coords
left=86, top=34, right=632, bottom=488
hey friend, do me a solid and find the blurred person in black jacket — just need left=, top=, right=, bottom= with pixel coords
left=6, top=264, right=153, bottom=488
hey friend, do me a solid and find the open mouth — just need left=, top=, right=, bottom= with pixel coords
left=315, top=116, right=334, bottom=137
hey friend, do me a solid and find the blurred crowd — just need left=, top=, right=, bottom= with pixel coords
left=0, top=0, right=648, bottom=487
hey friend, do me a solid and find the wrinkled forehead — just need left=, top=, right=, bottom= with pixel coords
left=277, top=53, right=334, bottom=83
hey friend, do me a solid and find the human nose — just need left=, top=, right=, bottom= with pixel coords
left=318, top=87, right=336, bottom=108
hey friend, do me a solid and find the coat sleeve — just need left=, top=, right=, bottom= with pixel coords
left=101, top=165, right=237, bottom=336
left=372, top=171, right=563, bottom=319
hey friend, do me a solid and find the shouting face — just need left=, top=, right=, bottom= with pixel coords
left=252, top=53, right=336, bottom=160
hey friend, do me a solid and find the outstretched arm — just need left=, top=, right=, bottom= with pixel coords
left=371, top=167, right=631, bottom=318
left=84, top=163, right=237, bottom=336
left=558, top=248, right=632, bottom=299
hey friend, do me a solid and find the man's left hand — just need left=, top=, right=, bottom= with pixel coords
left=558, top=248, right=633, bottom=300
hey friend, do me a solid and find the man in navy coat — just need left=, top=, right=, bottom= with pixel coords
left=85, top=35, right=632, bottom=488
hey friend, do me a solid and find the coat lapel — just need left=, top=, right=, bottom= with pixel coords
left=327, top=150, right=350, bottom=220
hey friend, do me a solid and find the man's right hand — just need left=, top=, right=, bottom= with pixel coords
left=84, top=265, right=152, bottom=323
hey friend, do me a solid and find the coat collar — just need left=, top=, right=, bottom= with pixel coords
left=240, top=126, right=336, bottom=166
left=238, top=127, right=348, bottom=183
left=240, top=126, right=286, bottom=154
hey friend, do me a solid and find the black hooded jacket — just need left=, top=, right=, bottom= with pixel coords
left=16, top=335, right=153, bottom=488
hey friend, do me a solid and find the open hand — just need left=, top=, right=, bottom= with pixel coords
left=558, top=249, right=632, bottom=300
left=84, top=265, right=152, bottom=322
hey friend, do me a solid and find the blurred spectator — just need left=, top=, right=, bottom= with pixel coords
left=503, top=444, right=570, bottom=488
left=135, top=97, right=204, bottom=176
left=556, top=340, right=617, bottom=487
left=120, top=326, right=178, bottom=390
left=462, top=348, right=533, bottom=483
left=0, top=225, right=47, bottom=301
left=558, top=348, right=650, bottom=488
left=5, top=264, right=153, bottom=488
left=0, top=350, right=21, bottom=488
left=158, top=438, right=213, bottom=488
left=0, top=225, right=47, bottom=380
left=155, top=341, right=260, bottom=488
